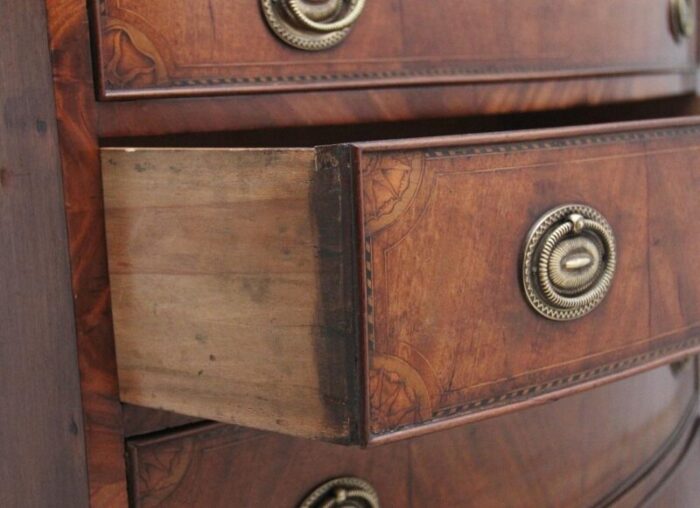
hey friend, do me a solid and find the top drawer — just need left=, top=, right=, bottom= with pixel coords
left=93, top=0, right=697, bottom=99
left=102, top=117, right=700, bottom=445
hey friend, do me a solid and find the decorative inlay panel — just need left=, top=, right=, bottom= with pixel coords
left=369, top=354, right=432, bottom=434
left=102, top=19, right=167, bottom=88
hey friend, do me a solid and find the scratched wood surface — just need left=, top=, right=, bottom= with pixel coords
left=91, top=0, right=695, bottom=98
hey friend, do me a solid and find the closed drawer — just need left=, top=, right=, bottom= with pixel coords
left=92, top=0, right=696, bottom=99
left=102, top=117, right=700, bottom=444
left=125, top=364, right=697, bottom=507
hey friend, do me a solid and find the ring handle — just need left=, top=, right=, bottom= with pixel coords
left=671, top=0, right=695, bottom=39
left=287, top=0, right=366, bottom=32
left=522, top=204, right=617, bottom=321
left=261, top=0, right=366, bottom=50
left=298, top=477, right=380, bottom=508
left=537, top=216, right=616, bottom=310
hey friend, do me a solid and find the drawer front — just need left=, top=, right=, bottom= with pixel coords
left=125, top=364, right=697, bottom=507
left=92, top=0, right=696, bottom=99
left=103, top=118, right=700, bottom=444
left=358, top=120, right=700, bottom=441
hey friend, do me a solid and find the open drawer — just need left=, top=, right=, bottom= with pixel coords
left=102, top=117, right=700, bottom=445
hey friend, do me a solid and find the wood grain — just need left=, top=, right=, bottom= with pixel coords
left=104, top=118, right=700, bottom=444
left=45, top=0, right=130, bottom=504
left=97, top=73, right=698, bottom=139
left=91, top=0, right=696, bottom=98
left=102, top=148, right=360, bottom=441
left=605, top=411, right=698, bottom=505
left=125, top=363, right=697, bottom=507
left=0, top=0, right=89, bottom=505
left=38, top=0, right=700, bottom=502
left=359, top=120, right=700, bottom=440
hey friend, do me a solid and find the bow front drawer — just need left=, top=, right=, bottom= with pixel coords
left=92, top=0, right=696, bottom=100
left=102, top=118, right=700, bottom=444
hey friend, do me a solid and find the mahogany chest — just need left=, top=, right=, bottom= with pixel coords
left=2, top=0, right=700, bottom=506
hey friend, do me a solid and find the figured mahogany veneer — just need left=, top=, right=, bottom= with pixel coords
left=102, top=117, right=700, bottom=444
left=125, top=364, right=697, bottom=507
left=91, top=0, right=696, bottom=99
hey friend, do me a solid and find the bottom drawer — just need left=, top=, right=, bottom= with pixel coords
left=125, top=363, right=696, bottom=507
left=103, top=117, right=700, bottom=444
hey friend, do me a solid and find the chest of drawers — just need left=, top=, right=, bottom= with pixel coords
left=3, top=0, right=700, bottom=506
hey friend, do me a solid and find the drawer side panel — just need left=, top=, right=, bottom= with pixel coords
left=102, top=148, right=358, bottom=441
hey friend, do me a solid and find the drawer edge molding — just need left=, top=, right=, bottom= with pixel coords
left=367, top=337, right=700, bottom=446
left=98, top=67, right=696, bottom=101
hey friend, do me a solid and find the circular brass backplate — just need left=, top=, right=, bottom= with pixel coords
left=522, top=204, right=616, bottom=321
left=298, top=477, right=380, bottom=508
left=261, top=0, right=365, bottom=51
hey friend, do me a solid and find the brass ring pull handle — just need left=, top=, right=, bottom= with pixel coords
left=261, top=0, right=366, bottom=51
left=671, top=0, right=695, bottom=39
left=522, top=204, right=617, bottom=321
left=287, top=0, right=366, bottom=32
left=299, top=477, right=380, bottom=508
